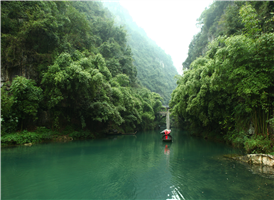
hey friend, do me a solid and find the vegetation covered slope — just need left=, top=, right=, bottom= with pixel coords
left=1, top=1, right=164, bottom=144
left=103, top=2, right=178, bottom=105
left=170, top=2, right=274, bottom=154
left=183, top=1, right=274, bottom=69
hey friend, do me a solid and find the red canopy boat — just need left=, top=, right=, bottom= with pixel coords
left=160, top=129, right=172, bottom=142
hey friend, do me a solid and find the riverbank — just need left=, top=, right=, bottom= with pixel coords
left=1, top=127, right=139, bottom=147
left=187, top=127, right=274, bottom=155
left=1, top=127, right=98, bottom=147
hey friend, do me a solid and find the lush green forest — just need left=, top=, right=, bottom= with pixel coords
left=171, top=2, right=274, bottom=153
left=103, top=2, right=178, bottom=105
left=1, top=1, right=169, bottom=145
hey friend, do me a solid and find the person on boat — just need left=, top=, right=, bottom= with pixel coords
left=161, top=129, right=171, bottom=135
left=160, top=129, right=171, bottom=139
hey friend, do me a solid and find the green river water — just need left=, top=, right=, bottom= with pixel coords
left=1, top=129, right=274, bottom=199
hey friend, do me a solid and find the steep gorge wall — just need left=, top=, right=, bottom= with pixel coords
left=1, top=59, right=40, bottom=87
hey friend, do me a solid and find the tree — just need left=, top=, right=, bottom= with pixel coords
left=10, top=76, right=43, bottom=130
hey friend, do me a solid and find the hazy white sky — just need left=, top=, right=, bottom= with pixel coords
left=119, top=0, right=213, bottom=74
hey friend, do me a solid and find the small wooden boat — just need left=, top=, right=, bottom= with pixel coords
left=162, top=134, right=172, bottom=142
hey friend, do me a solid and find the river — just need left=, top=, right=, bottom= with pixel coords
left=2, top=129, right=274, bottom=199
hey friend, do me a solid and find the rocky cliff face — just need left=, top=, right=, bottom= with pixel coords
left=1, top=68, right=9, bottom=87
left=1, top=55, right=39, bottom=87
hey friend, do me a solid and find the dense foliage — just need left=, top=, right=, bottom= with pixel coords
left=1, top=1, right=166, bottom=142
left=183, top=1, right=274, bottom=69
left=171, top=2, right=274, bottom=153
left=103, top=2, right=178, bottom=104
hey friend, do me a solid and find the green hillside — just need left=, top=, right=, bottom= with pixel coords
left=1, top=1, right=166, bottom=143
left=171, top=1, right=274, bottom=153
left=103, top=2, right=178, bottom=104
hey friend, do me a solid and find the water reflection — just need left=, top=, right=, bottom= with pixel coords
left=164, top=144, right=171, bottom=155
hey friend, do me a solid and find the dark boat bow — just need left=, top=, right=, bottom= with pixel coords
left=162, top=134, right=172, bottom=142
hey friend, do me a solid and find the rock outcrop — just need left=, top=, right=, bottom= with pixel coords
left=223, top=153, right=274, bottom=178
left=232, top=154, right=274, bottom=167
left=54, top=135, right=73, bottom=142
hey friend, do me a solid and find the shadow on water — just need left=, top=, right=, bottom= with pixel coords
left=1, top=129, right=274, bottom=199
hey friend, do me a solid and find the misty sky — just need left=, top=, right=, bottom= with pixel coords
left=119, top=0, right=213, bottom=74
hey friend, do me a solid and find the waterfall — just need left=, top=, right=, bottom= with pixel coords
left=166, top=108, right=170, bottom=129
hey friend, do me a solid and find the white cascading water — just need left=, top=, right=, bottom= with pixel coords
left=166, top=108, right=170, bottom=129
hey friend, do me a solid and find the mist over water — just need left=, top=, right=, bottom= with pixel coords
left=2, top=129, right=274, bottom=199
